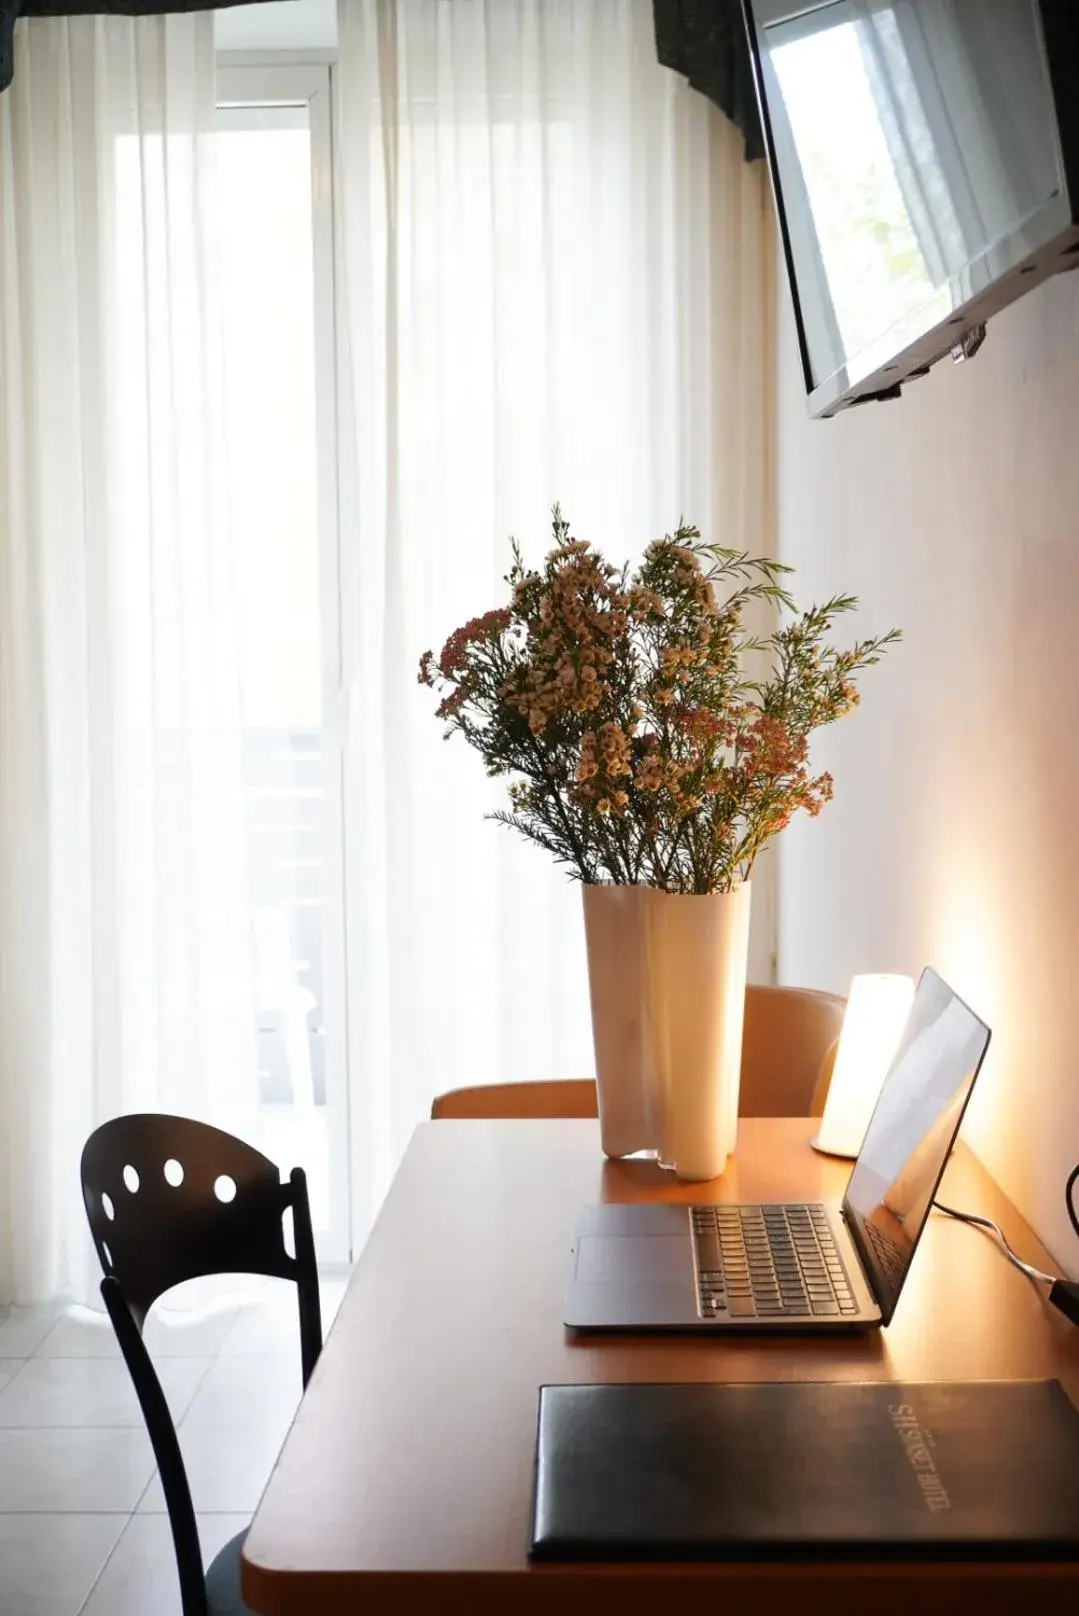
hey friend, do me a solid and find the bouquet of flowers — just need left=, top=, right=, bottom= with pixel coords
left=419, top=509, right=898, bottom=894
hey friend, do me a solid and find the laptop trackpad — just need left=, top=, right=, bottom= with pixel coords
left=576, top=1234, right=690, bottom=1286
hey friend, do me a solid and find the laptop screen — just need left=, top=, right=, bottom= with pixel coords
left=842, top=968, right=991, bottom=1325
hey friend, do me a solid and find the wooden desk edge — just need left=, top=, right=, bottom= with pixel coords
left=243, top=1555, right=1079, bottom=1616
left=240, top=1118, right=1079, bottom=1616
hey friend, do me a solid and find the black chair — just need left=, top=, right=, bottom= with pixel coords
left=80, top=1114, right=323, bottom=1616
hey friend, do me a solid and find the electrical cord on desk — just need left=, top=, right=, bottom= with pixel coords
left=934, top=1160, right=1079, bottom=1326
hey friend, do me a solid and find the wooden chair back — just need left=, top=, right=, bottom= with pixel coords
left=430, top=984, right=846, bottom=1123
left=431, top=1079, right=600, bottom=1121
left=739, top=984, right=846, bottom=1118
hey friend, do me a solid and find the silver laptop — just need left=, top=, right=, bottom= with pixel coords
left=565, top=967, right=991, bottom=1332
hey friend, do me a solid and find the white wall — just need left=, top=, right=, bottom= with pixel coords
left=775, top=266, right=1079, bottom=1273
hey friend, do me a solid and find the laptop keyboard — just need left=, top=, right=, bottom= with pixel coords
left=691, top=1204, right=858, bottom=1320
left=862, top=1216, right=909, bottom=1288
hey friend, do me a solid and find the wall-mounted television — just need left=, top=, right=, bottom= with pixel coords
left=743, top=1, right=1079, bottom=417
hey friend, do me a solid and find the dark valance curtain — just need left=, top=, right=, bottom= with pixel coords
left=652, top=0, right=764, bottom=162
left=2, top=0, right=265, bottom=92
left=2, top=3, right=22, bottom=92
left=6, top=1, right=769, bottom=135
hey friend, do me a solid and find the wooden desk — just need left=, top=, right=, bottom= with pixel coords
left=242, top=1119, right=1079, bottom=1616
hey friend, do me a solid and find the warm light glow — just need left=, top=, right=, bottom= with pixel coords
left=813, top=974, right=916, bottom=1158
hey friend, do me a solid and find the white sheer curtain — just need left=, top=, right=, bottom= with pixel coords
left=0, top=15, right=258, bottom=1304
left=335, top=0, right=775, bottom=1238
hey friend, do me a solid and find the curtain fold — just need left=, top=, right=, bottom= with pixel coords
left=3, top=1, right=267, bottom=95
left=334, top=0, right=775, bottom=1245
left=0, top=13, right=259, bottom=1304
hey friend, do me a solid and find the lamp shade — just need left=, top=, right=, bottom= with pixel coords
left=812, top=973, right=916, bottom=1159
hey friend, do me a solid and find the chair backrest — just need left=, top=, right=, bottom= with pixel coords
left=739, top=984, right=847, bottom=1118
left=430, top=984, right=847, bottom=1123
left=80, top=1114, right=323, bottom=1616
left=430, top=1079, right=599, bottom=1120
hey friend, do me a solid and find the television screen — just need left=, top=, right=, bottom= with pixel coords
left=744, top=1, right=1079, bottom=415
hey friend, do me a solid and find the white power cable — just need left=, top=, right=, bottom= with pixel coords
left=933, top=1200, right=1058, bottom=1287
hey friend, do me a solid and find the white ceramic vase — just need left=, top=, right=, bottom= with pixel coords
left=581, top=884, right=658, bottom=1159
left=582, top=882, right=753, bottom=1181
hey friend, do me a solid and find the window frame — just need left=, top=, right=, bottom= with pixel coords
left=215, top=60, right=353, bottom=1265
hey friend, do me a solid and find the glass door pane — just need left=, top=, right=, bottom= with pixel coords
left=215, top=90, right=348, bottom=1259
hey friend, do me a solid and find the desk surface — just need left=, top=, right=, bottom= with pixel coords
left=243, top=1119, right=1079, bottom=1616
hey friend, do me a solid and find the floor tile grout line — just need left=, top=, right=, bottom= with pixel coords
left=129, top=1349, right=221, bottom=1514
left=0, top=1334, right=227, bottom=1435
left=75, top=1330, right=240, bottom=1613
left=0, top=1506, right=255, bottom=1515
left=0, top=1508, right=141, bottom=1515
left=33, top=1312, right=79, bottom=1360
left=30, top=1319, right=246, bottom=1361
left=0, top=1422, right=161, bottom=1430
left=75, top=1510, right=135, bottom=1616
left=0, top=1281, right=348, bottom=1607
left=0, top=1413, right=298, bottom=1433
left=73, top=1509, right=255, bottom=1616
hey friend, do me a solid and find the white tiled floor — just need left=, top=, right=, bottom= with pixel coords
left=0, top=1272, right=349, bottom=1615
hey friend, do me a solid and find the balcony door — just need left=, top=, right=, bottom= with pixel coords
left=216, top=65, right=350, bottom=1262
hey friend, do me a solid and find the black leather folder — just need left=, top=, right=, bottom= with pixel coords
left=529, top=1380, right=1079, bottom=1561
